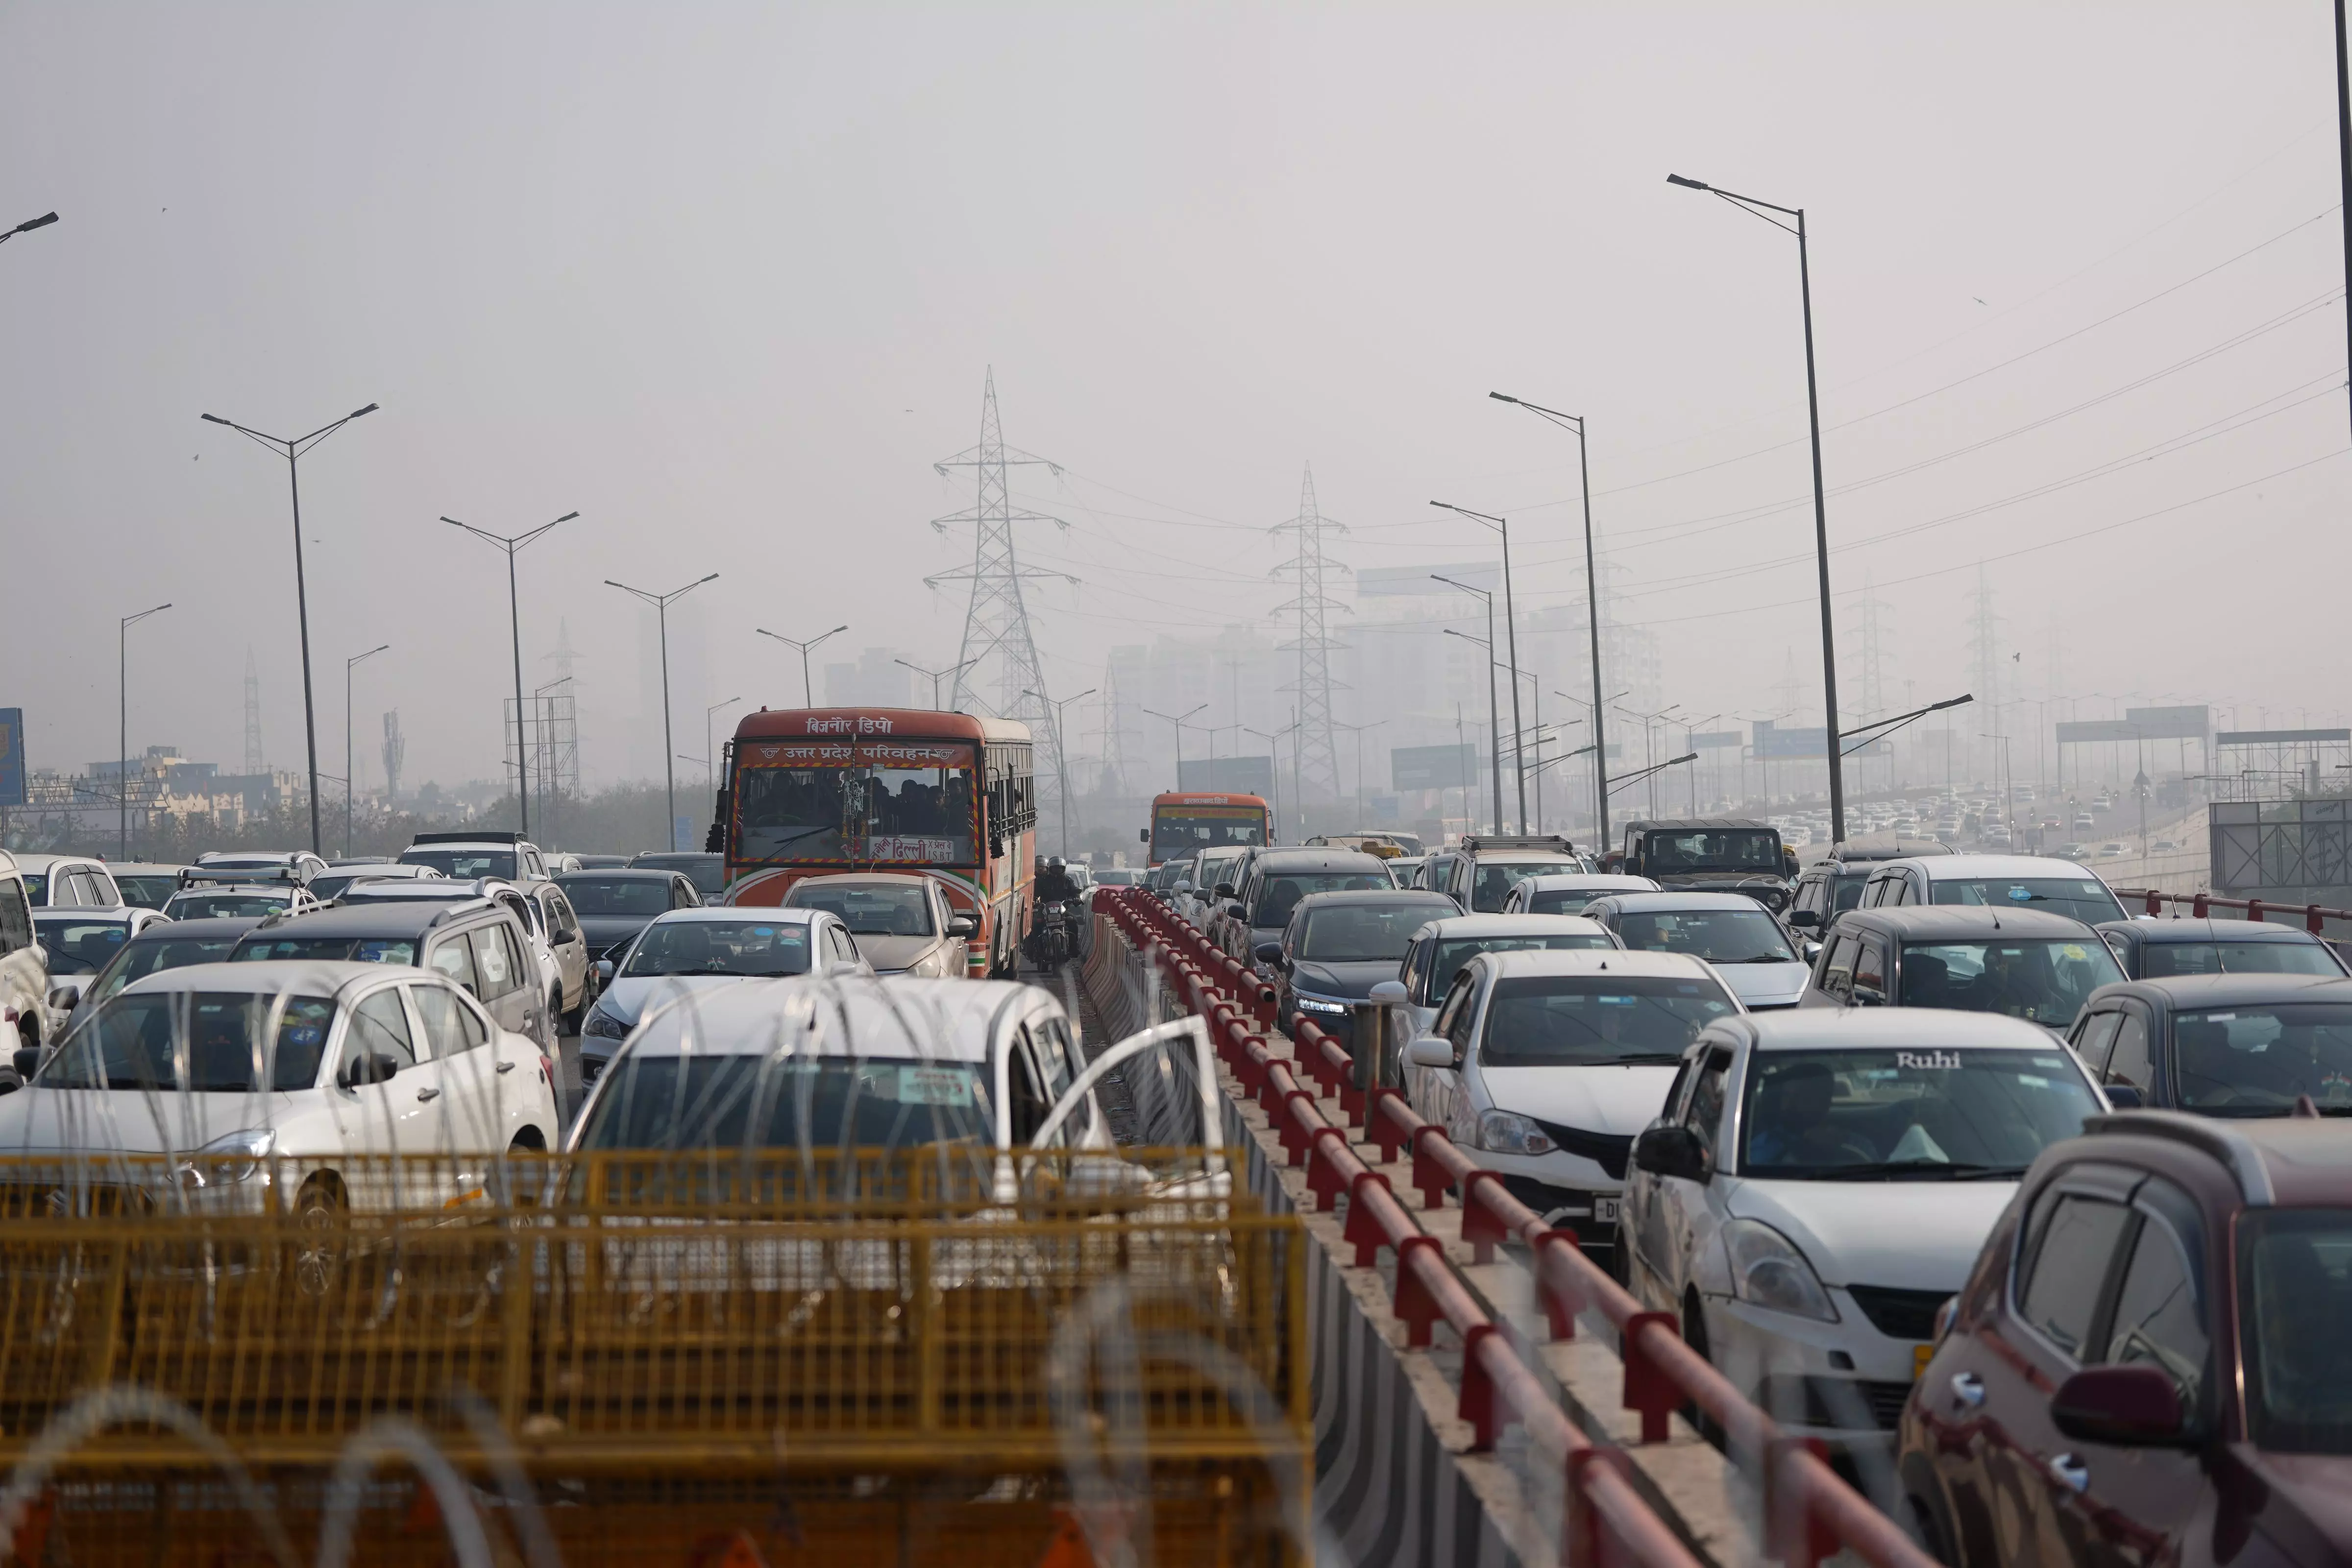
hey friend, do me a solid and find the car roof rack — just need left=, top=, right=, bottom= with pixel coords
left=1460, top=835, right=1578, bottom=855
left=178, top=865, right=303, bottom=887
left=2083, top=1110, right=2276, bottom=1206
left=410, top=830, right=525, bottom=846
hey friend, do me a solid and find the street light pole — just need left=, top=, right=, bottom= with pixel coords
left=704, top=697, right=744, bottom=789
left=1434, top=575, right=1505, bottom=835
left=201, top=402, right=379, bottom=855
left=534, top=674, right=571, bottom=845
left=894, top=657, right=979, bottom=710
left=758, top=625, right=848, bottom=707
left=1026, top=688, right=1098, bottom=858
left=1492, top=395, right=1613, bottom=854
left=119, top=603, right=170, bottom=859
left=343, top=643, right=389, bottom=857
left=1244, top=723, right=1300, bottom=845
left=606, top=573, right=719, bottom=851
left=445, top=511, right=577, bottom=839
left=1432, top=503, right=1524, bottom=831
left=0, top=212, right=58, bottom=249
left=1142, top=704, right=1208, bottom=788
left=1666, top=173, right=1847, bottom=843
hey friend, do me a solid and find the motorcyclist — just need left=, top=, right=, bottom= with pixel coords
left=1034, top=857, right=1081, bottom=906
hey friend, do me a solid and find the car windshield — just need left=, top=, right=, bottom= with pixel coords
left=232, top=936, right=418, bottom=967
left=578, top=1055, right=992, bottom=1151
left=35, top=918, right=131, bottom=976
left=557, top=877, right=674, bottom=916
left=1740, top=1047, right=2100, bottom=1179
left=400, top=847, right=517, bottom=880
left=83, top=935, right=248, bottom=1008
left=48, top=990, right=337, bottom=1092
left=734, top=756, right=978, bottom=866
left=2172, top=1005, right=2352, bottom=1115
left=112, top=875, right=179, bottom=910
left=1899, top=939, right=2123, bottom=1027
left=1930, top=875, right=2123, bottom=926
left=1426, top=933, right=1614, bottom=1008
left=787, top=884, right=932, bottom=937
left=165, top=893, right=289, bottom=920
left=622, top=919, right=816, bottom=978
left=634, top=855, right=729, bottom=899
left=1641, top=830, right=1782, bottom=872
left=1251, top=871, right=1391, bottom=926
left=1479, top=974, right=1735, bottom=1067
left=2139, top=940, right=2343, bottom=979
left=1297, top=902, right=1451, bottom=963
left=1616, top=908, right=1795, bottom=965
left=2241, top=1209, right=2352, bottom=1454
left=1474, top=862, right=1575, bottom=913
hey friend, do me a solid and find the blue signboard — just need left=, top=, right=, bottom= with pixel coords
left=0, top=709, right=22, bottom=808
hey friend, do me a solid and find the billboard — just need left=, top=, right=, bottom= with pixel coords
left=1392, top=744, right=1478, bottom=792
left=1178, top=755, right=1275, bottom=796
left=0, top=709, right=21, bottom=808
left=2057, top=707, right=2212, bottom=745
left=1753, top=721, right=1886, bottom=760
left=1690, top=730, right=1743, bottom=750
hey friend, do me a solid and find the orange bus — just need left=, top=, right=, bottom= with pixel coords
left=1145, top=791, right=1272, bottom=867
left=716, top=708, right=1036, bottom=978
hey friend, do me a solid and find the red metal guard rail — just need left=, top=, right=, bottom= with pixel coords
left=1096, top=889, right=1699, bottom=1568
left=1092, top=887, right=1935, bottom=1568
left=2116, top=886, right=2352, bottom=933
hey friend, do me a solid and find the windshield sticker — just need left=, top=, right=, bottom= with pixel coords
left=2017, top=1074, right=2049, bottom=1087
left=1895, top=1049, right=1964, bottom=1070
left=2060, top=945, right=2087, bottom=960
left=893, top=1066, right=975, bottom=1106
left=2007, top=887, right=2033, bottom=901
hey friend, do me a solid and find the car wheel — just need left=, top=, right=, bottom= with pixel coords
left=293, top=1176, right=345, bottom=1299
left=552, top=987, right=573, bottom=1037
left=1681, top=1288, right=1724, bottom=1446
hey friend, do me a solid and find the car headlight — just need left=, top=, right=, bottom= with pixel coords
left=583, top=1008, right=630, bottom=1040
left=1722, top=1218, right=1839, bottom=1322
left=182, top=1128, right=276, bottom=1188
left=1477, top=1110, right=1557, bottom=1158
left=1295, top=995, right=1348, bottom=1016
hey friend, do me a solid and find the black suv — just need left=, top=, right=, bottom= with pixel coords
left=1216, top=849, right=1396, bottom=978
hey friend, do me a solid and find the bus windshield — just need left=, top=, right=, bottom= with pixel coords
left=1151, top=802, right=1268, bottom=862
left=735, top=742, right=978, bottom=866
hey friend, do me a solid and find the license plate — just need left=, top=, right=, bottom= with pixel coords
left=1913, top=1344, right=1934, bottom=1380
left=1593, top=1197, right=1620, bottom=1225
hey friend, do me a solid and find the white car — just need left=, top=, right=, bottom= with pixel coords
left=1855, top=853, right=2127, bottom=928
left=1401, top=949, right=1743, bottom=1265
left=1389, top=912, right=1623, bottom=1042
left=1499, top=872, right=1661, bottom=917
left=575, top=906, right=868, bottom=1089
left=783, top=873, right=975, bottom=978
left=12, top=853, right=125, bottom=910
left=1618, top=1008, right=2107, bottom=1454
left=0, top=961, right=562, bottom=1233
left=161, top=873, right=322, bottom=922
left=31, top=906, right=173, bottom=1014
left=1580, top=892, right=1813, bottom=1011
left=195, top=849, right=329, bottom=886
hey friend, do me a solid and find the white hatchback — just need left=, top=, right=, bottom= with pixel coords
left=1618, top=1008, right=2107, bottom=1457
left=0, top=961, right=561, bottom=1214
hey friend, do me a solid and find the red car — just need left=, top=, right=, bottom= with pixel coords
left=1900, top=1108, right=2352, bottom=1566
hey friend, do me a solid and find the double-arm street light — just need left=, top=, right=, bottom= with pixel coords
left=1666, top=171, right=1847, bottom=841
left=896, top=657, right=978, bottom=710
left=119, top=603, right=171, bottom=859
left=1243, top=721, right=1300, bottom=844
left=1433, top=574, right=1506, bottom=834
left=1491, top=393, right=1613, bottom=852
left=445, top=511, right=577, bottom=839
left=1026, top=688, right=1098, bottom=857
left=0, top=212, right=58, bottom=249
left=1142, top=704, right=1208, bottom=786
left=759, top=625, right=848, bottom=707
left=1431, top=502, right=1525, bottom=832
left=344, top=645, right=390, bottom=856
left=688, top=696, right=745, bottom=788
left=1334, top=719, right=1388, bottom=818
left=607, top=573, right=719, bottom=851
left=201, top=402, right=379, bottom=854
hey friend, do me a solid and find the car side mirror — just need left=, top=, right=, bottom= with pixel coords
left=1223, top=901, right=1245, bottom=920
left=2103, top=1082, right=2146, bottom=1110
left=1803, top=941, right=1823, bottom=964
left=2051, top=1365, right=2186, bottom=1447
left=1852, top=987, right=1884, bottom=1007
left=1369, top=980, right=1408, bottom=1005
left=341, top=1053, right=400, bottom=1088
left=11, top=1047, right=41, bottom=1083
left=947, top=915, right=977, bottom=939
left=1405, top=1036, right=1455, bottom=1069
left=46, top=988, right=77, bottom=1011
left=1214, top=883, right=1236, bottom=899
left=1632, top=1125, right=1708, bottom=1182
left=1787, top=909, right=1819, bottom=930
left=1252, top=941, right=1287, bottom=969
left=593, top=959, right=616, bottom=985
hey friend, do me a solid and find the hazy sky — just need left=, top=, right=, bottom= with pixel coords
left=2, top=3, right=2344, bottom=795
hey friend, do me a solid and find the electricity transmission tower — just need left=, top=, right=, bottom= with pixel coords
left=1096, top=655, right=1135, bottom=798
left=380, top=711, right=405, bottom=805
left=1967, top=569, right=2003, bottom=785
left=926, top=370, right=1077, bottom=837
left=243, top=648, right=265, bottom=775
left=1271, top=466, right=1347, bottom=804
